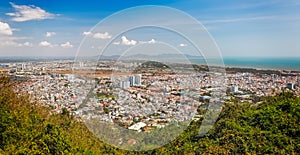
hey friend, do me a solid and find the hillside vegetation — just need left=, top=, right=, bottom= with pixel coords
left=0, top=76, right=299, bottom=154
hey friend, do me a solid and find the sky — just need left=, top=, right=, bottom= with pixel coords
left=0, top=0, right=300, bottom=58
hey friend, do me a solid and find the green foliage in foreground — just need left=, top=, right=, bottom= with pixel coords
left=0, top=76, right=299, bottom=154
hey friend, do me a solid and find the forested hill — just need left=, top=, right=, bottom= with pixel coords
left=0, top=76, right=299, bottom=154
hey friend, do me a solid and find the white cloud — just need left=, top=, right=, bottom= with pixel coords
left=45, top=32, right=56, bottom=37
left=83, top=31, right=92, bottom=36
left=179, top=43, right=187, bottom=47
left=90, top=46, right=102, bottom=49
left=0, top=21, right=13, bottom=35
left=60, top=42, right=73, bottom=48
left=93, top=32, right=112, bottom=39
left=39, top=41, right=52, bottom=47
left=148, top=39, right=156, bottom=44
left=138, top=39, right=156, bottom=44
left=113, top=42, right=120, bottom=45
left=0, top=41, right=18, bottom=47
left=23, top=42, right=33, bottom=47
left=6, top=2, right=56, bottom=22
left=121, top=36, right=137, bottom=46
left=0, top=41, right=33, bottom=47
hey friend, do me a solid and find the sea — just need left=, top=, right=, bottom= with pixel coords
left=0, top=56, right=299, bottom=71
left=190, top=57, right=300, bottom=71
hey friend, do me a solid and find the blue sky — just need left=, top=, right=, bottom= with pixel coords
left=0, top=0, right=300, bottom=57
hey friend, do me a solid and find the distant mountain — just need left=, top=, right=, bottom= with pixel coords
left=97, top=54, right=204, bottom=61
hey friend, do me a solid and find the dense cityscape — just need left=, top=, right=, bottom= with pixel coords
left=1, top=59, right=299, bottom=132
left=1, top=0, right=300, bottom=154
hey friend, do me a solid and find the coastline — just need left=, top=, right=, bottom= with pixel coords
left=189, top=57, right=300, bottom=72
left=1, top=56, right=299, bottom=73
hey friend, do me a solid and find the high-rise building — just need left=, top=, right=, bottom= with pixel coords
left=287, top=83, right=295, bottom=90
left=134, top=74, right=142, bottom=86
left=120, top=81, right=130, bottom=89
left=129, top=76, right=135, bottom=87
left=231, top=86, right=238, bottom=93
left=127, top=74, right=142, bottom=87
left=21, top=63, right=26, bottom=71
left=79, top=62, right=84, bottom=67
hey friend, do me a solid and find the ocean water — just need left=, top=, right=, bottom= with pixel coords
left=190, top=58, right=300, bottom=71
